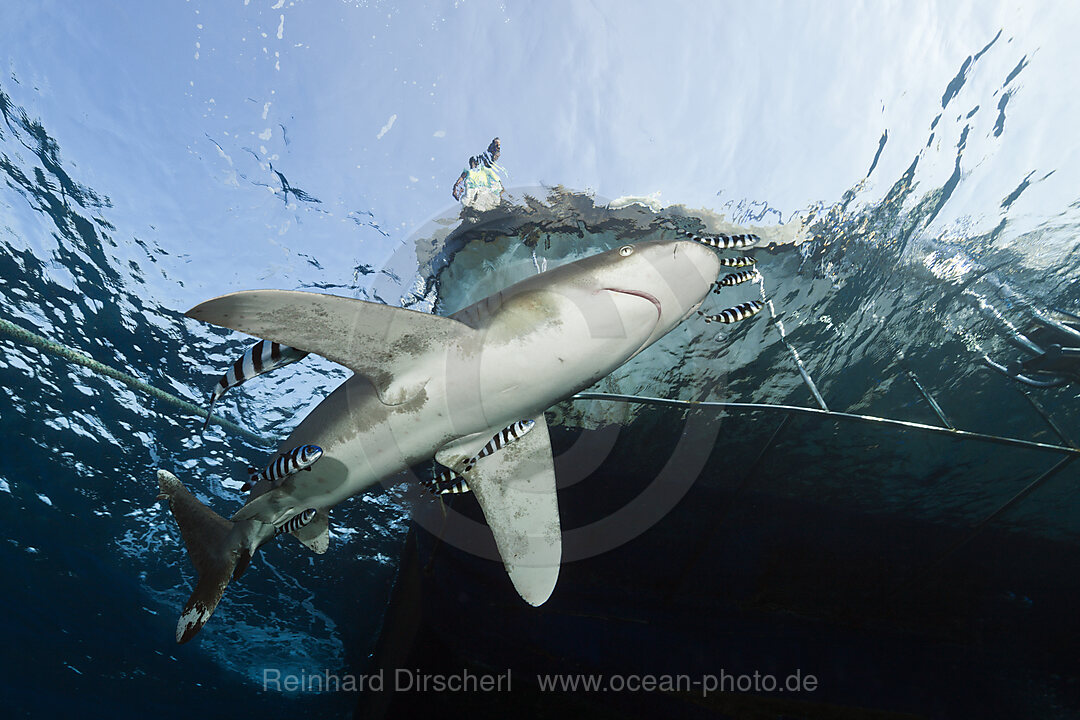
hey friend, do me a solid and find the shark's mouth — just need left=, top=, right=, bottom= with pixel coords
left=602, top=288, right=663, bottom=319
left=601, top=288, right=664, bottom=361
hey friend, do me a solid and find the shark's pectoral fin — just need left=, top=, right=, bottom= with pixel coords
left=450, top=413, right=561, bottom=606
left=290, top=509, right=330, bottom=554
left=185, top=290, right=474, bottom=403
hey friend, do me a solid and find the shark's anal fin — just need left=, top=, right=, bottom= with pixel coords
left=291, top=509, right=330, bottom=554
left=435, top=430, right=495, bottom=472
left=185, top=290, right=474, bottom=404
left=441, top=414, right=561, bottom=606
left=232, top=548, right=253, bottom=580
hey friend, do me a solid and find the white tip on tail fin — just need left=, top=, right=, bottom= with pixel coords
left=156, top=470, right=266, bottom=643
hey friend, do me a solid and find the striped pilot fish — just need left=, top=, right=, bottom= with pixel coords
left=716, top=269, right=762, bottom=288
left=273, top=508, right=318, bottom=537
left=682, top=231, right=759, bottom=249
left=425, top=467, right=470, bottom=496
left=422, top=419, right=536, bottom=496
left=242, top=444, right=323, bottom=492
left=699, top=300, right=765, bottom=324
left=463, top=419, right=536, bottom=472
left=716, top=256, right=756, bottom=268
left=203, top=340, right=309, bottom=430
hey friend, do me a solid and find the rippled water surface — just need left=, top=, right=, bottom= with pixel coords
left=3, top=2, right=1080, bottom=717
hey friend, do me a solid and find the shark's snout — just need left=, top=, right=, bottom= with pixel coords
left=674, top=239, right=724, bottom=284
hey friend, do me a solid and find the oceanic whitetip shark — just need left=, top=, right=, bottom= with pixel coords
left=158, top=235, right=744, bottom=643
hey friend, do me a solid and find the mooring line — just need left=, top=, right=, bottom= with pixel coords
left=570, top=391, right=1080, bottom=457
left=756, top=274, right=830, bottom=411
left=0, top=317, right=267, bottom=445
left=905, top=369, right=954, bottom=429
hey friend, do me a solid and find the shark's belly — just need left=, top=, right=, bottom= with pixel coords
left=455, top=287, right=659, bottom=424
left=235, top=374, right=451, bottom=523
left=237, top=286, right=660, bottom=524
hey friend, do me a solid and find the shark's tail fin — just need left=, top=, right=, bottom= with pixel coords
left=156, top=469, right=250, bottom=643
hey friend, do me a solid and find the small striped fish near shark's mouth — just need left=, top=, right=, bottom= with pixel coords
left=682, top=231, right=760, bottom=250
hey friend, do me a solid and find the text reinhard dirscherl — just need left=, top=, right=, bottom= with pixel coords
left=263, top=668, right=511, bottom=693
left=262, top=668, right=818, bottom=696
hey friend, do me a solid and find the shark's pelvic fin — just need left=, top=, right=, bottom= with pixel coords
left=447, top=414, right=561, bottom=606
left=290, top=509, right=330, bottom=554
left=435, top=429, right=502, bottom=471
left=185, top=290, right=474, bottom=404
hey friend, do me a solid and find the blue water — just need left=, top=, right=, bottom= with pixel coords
left=4, top=3, right=1080, bottom=717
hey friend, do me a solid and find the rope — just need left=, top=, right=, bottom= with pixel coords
left=756, top=273, right=830, bottom=411
left=0, top=317, right=268, bottom=445
left=570, top=391, right=1080, bottom=457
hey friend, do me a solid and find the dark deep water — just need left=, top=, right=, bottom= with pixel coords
left=368, top=419, right=1080, bottom=719
left=5, top=6, right=1080, bottom=718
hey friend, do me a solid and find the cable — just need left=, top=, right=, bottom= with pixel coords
left=0, top=317, right=268, bottom=445
left=570, top=391, right=1080, bottom=457
left=756, top=273, right=830, bottom=411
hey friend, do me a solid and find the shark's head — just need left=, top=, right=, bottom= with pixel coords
left=571, top=238, right=724, bottom=353
left=450, top=237, right=725, bottom=421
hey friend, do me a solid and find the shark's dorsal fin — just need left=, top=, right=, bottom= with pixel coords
left=446, top=413, right=561, bottom=606
left=186, top=290, right=474, bottom=404
left=291, top=509, right=329, bottom=554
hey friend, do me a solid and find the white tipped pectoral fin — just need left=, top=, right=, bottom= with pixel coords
left=456, top=414, right=561, bottom=606
left=291, top=509, right=330, bottom=554
left=185, top=290, right=473, bottom=401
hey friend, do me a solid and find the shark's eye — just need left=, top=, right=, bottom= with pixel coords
left=618, top=245, right=634, bottom=257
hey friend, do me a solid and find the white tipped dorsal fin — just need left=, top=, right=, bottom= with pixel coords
left=186, top=290, right=474, bottom=403
left=445, top=414, right=561, bottom=606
